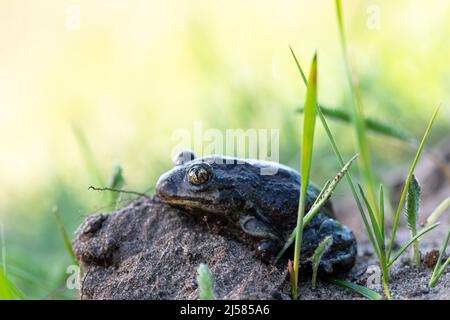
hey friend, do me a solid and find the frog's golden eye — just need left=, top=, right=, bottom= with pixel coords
left=186, top=164, right=212, bottom=185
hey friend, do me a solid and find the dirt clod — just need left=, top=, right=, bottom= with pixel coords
left=424, top=250, right=441, bottom=268
left=73, top=196, right=449, bottom=300
left=74, top=197, right=290, bottom=299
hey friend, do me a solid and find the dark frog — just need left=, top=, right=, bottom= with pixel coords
left=156, top=151, right=357, bottom=274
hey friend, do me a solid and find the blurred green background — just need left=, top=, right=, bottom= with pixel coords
left=0, top=0, right=449, bottom=298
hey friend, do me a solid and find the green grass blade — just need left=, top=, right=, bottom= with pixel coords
left=387, top=106, right=440, bottom=261
left=435, top=229, right=450, bottom=272
left=387, top=222, right=440, bottom=268
left=0, top=266, right=15, bottom=300
left=52, top=206, right=78, bottom=266
left=197, top=263, right=215, bottom=300
left=426, top=197, right=450, bottom=227
left=297, top=106, right=413, bottom=142
left=429, top=229, right=450, bottom=287
left=327, top=277, right=382, bottom=300
left=108, top=161, right=126, bottom=204
left=0, top=266, right=26, bottom=300
left=430, top=260, right=450, bottom=288
left=0, top=228, right=26, bottom=300
left=292, top=52, right=318, bottom=299
left=299, top=54, right=318, bottom=183
left=1, top=223, right=6, bottom=275
left=9, top=281, right=27, bottom=300
left=289, top=45, right=308, bottom=84
left=358, top=185, right=384, bottom=251
left=379, top=185, right=385, bottom=244
left=289, top=47, right=381, bottom=263
left=437, top=257, right=450, bottom=278
left=335, top=0, right=379, bottom=219
left=311, top=236, right=333, bottom=289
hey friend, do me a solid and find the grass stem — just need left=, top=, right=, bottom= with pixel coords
left=292, top=53, right=318, bottom=299
left=52, top=206, right=78, bottom=266
left=335, top=0, right=379, bottom=221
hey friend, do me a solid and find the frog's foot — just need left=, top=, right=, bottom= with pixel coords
left=239, top=215, right=282, bottom=263
left=302, top=214, right=357, bottom=274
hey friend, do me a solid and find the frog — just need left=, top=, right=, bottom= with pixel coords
left=156, top=150, right=357, bottom=274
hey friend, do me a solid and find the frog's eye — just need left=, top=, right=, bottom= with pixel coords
left=186, top=164, right=212, bottom=185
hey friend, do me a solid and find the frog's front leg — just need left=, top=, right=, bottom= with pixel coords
left=239, top=215, right=282, bottom=262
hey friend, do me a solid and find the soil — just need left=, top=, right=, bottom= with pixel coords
left=73, top=140, right=450, bottom=300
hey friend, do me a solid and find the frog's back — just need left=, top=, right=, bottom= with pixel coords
left=247, top=159, right=333, bottom=226
left=202, top=156, right=334, bottom=230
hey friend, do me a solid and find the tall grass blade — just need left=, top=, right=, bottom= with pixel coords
left=289, top=47, right=381, bottom=262
left=335, top=0, right=379, bottom=219
left=292, top=52, right=318, bottom=299
left=387, top=106, right=440, bottom=260
left=0, top=227, right=25, bottom=300
left=108, top=161, right=126, bottom=204
left=52, top=206, right=78, bottom=266
left=289, top=45, right=308, bottom=84
left=358, top=185, right=384, bottom=251
left=297, top=106, right=413, bottom=142
left=377, top=186, right=391, bottom=298
left=327, top=277, right=382, bottom=300
left=1, top=222, right=6, bottom=275
left=379, top=185, right=385, bottom=243
left=0, top=266, right=15, bottom=300
left=0, top=266, right=26, bottom=300
left=197, top=263, right=216, bottom=300
left=311, top=236, right=333, bottom=289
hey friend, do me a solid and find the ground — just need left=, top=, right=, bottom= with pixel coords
left=73, top=196, right=449, bottom=300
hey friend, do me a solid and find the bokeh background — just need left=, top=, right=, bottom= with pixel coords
left=0, top=0, right=449, bottom=298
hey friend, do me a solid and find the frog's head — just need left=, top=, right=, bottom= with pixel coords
left=156, top=151, right=245, bottom=215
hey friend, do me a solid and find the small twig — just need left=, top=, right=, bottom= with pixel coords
left=88, top=186, right=151, bottom=199
left=86, top=186, right=155, bottom=216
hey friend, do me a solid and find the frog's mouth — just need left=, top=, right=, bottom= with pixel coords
left=159, top=195, right=212, bottom=209
left=157, top=192, right=232, bottom=217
